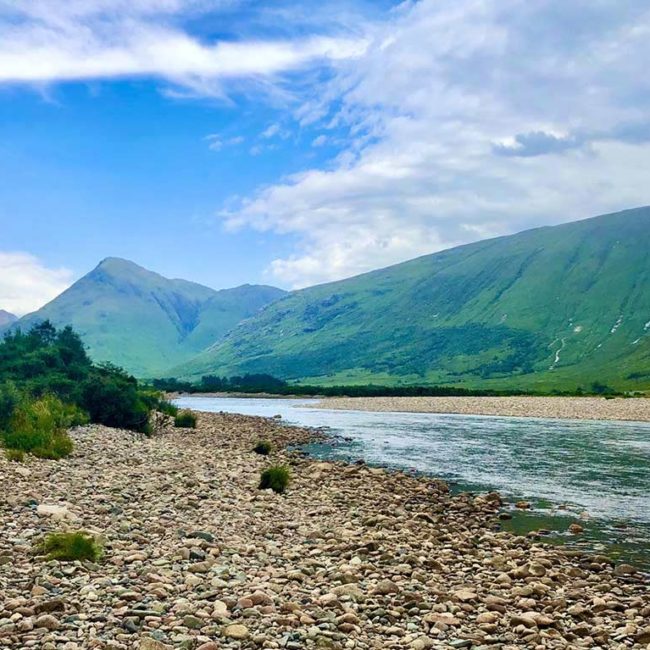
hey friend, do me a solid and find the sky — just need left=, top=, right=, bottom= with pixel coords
left=1, top=0, right=649, bottom=315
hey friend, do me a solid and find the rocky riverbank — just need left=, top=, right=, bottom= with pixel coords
left=1, top=411, right=649, bottom=649
left=309, top=396, right=650, bottom=423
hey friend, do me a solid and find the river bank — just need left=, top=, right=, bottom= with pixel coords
left=308, top=396, right=650, bottom=422
left=1, top=411, right=649, bottom=649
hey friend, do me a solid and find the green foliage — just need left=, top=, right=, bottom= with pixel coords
left=0, top=381, right=20, bottom=430
left=2, top=395, right=83, bottom=459
left=0, top=322, right=166, bottom=434
left=38, top=531, right=102, bottom=562
left=81, top=364, right=151, bottom=433
left=259, top=465, right=290, bottom=493
left=4, top=448, right=25, bottom=462
left=253, top=440, right=273, bottom=455
left=174, top=411, right=197, bottom=428
left=156, top=398, right=179, bottom=417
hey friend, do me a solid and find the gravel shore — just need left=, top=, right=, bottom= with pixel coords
left=1, top=412, right=649, bottom=649
left=309, top=396, right=650, bottom=422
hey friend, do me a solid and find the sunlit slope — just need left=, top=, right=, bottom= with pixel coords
left=15, top=258, right=286, bottom=376
left=176, top=207, right=650, bottom=390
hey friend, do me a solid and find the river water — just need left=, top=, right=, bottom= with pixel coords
left=175, top=396, right=650, bottom=567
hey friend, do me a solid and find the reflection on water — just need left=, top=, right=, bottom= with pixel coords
left=175, top=396, right=650, bottom=567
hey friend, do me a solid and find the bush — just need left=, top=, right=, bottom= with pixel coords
left=81, top=364, right=151, bottom=433
left=5, top=448, right=25, bottom=462
left=0, top=323, right=161, bottom=433
left=253, top=440, right=273, bottom=455
left=158, top=399, right=179, bottom=418
left=38, top=531, right=102, bottom=562
left=259, top=465, right=290, bottom=493
left=2, top=395, right=85, bottom=459
left=174, top=411, right=197, bottom=428
left=0, top=381, right=21, bottom=430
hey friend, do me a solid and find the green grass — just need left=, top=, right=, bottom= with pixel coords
left=175, top=207, right=650, bottom=392
left=4, top=448, right=25, bottom=462
left=38, top=532, right=102, bottom=562
left=158, top=399, right=179, bottom=417
left=2, top=395, right=84, bottom=460
left=174, top=410, right=197, bottom=428
left=259, top=465, right=290, bottom=493
left=253, top=440, right=273, bottom=455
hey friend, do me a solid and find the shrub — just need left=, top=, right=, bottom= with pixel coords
left=2, top=395, right=85, bottom=459
left=253, top=440, right=273, bottom=455
left=174, top=411, right=197, bottom=428
left=0, top=381, right=21, bottom=430
left=259, top=465, right=290, bottom=493
left=5, top=448, right=25, bottom=462
left=38, top=531, right=102, bottom=562
left=158, top=399, right=179, bottom=418
left=81, top=364, right=151, bottom=433
left=0, top=323, right=160, bottom=433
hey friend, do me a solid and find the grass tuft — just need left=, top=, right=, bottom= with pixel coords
left=4, top=448, right=25, bottom=462
left=2, top=395, right=84, bottom=460
left=38, top=531, right=102, bottom=562
left=253, top=440, right=273, bottom=455
left=259, top=465, right=290, bottom=493
left=174, top=411, right=197, bottom=428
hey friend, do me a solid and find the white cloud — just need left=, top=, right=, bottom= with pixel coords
left=0, top=1, right=367, bottom=95
left=261, top=123, right=281, bottom=139
left=221, top=0, right=650, bottom=287
left=0, top=252, right=73, bottom=316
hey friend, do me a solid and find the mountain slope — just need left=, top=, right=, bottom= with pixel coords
left=175, top=207, right=650, bottom=390
left=0, top=310, right=17, bottom=330
left=15, top=258, right=286, bottom=376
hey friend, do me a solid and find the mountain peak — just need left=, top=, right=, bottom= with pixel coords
left=0, top=310, right=17, bottom=328
left=95, top=257, right=147, bottom=274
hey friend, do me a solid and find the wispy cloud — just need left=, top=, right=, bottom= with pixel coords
left=221, top=0, right=650, bottom=287
left=0, top=252, right=73, bottom=316
left=0, top=0, right=367, bottom=96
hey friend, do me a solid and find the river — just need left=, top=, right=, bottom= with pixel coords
left=174, top=396, right=650, bottom=568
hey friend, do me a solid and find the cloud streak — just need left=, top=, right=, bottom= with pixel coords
left=0, top=0, right=367, bottom=95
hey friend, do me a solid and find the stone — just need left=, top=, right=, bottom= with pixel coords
left=36, top=504, right=73, bottom=520
left=374, top=579, right=399, bottom=595
left=183, top=615, right=204, bottom=629
left=453, top=588, right=477, bottom=602
left=223, top=624, right=249, bottom=640
left=140, top=639, right=173, bottom=650
left=34, top=615, right=59, bottom=630
left=614, top=563, right=636, bottom=576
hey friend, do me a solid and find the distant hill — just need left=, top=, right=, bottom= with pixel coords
left=14, top=258, right=286, bottom=377
left=174, top=207, right=650, bottom=391
left=0, top=310, right=17, bottom=329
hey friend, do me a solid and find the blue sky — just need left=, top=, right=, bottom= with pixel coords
left=1, top=0, right=649, bottom=314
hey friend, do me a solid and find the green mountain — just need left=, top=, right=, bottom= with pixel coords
left=0, top=310, right=17, bottom=329
left=14, top=258, right=286, bottom=377
left=175, top=207, right=650, bottom=391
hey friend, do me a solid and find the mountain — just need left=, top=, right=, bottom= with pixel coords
left=0, top=310, right=17, bottom=329
left=174, top=207, right=650, bottom=391
left=14, top=258, right=286, bottom=377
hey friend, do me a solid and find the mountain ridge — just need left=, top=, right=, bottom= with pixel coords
left=174, top=207, right=650, bottom=390
left=0, top=310, right=17, bottom=329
